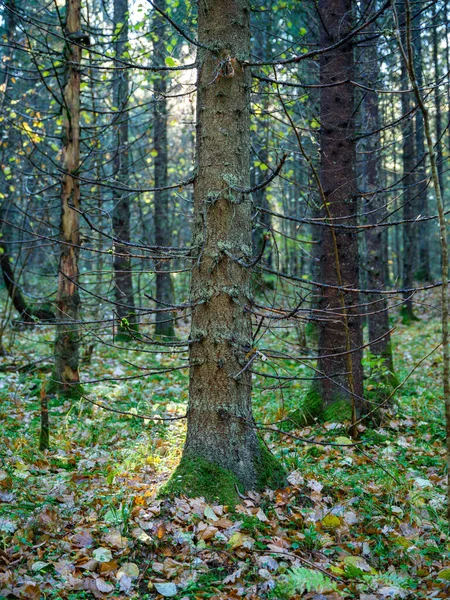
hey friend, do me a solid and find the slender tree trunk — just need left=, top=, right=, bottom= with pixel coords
left=153, top=0, right=175, bottom=337
left=395, top=0, right=450, bottom=527
left=167, top=0, right=285, bottom=501
left=432, top=2, right=444, bottom=196
left=112, top=0, right=137, bottom=340
left=414, top=8, right=431, bottom=282
left=311, top=0, right=364, bottom=423
left=251, top=25, right=273, bottom=271
left=51, top=0, right=83, bottom=395
left=0, top=0, right=31, bottom=325
left=400, top=0, right=417, bottom=322
left=361, top=0, right=394, bottom=376
left=39, top=384, right=49, bottom=451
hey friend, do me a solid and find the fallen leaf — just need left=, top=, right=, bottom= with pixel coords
left=154, top=582, right=178, bottom=597
left=93, top=547, right=113, bottom=563
left=117, top=562, right=139, bottom=579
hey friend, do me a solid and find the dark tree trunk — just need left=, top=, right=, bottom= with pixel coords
left=251, top=24, right=273, bottom=271
left=167, top=0, right=285, bottom=501
left=361, top=0, right=394, bottom=375
left=51, top=0, right=82, bottom=395
left=312, top=0, right=364, bottom=422
left=414, top=8, right=431, bottom=282
left=400, top=1, right=417, bottom=322
left=432, top=2, right=444, bottom=196
left=153, top=0, right=175, bottom=338
left=0, top=0, right=32, bottom=325
left=112, top=0, right=137, bottom=340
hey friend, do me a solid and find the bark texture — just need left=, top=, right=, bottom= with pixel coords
left=153, top=0, right=175, bottom=337
left=112, top=0, right=137, bottom=339
left=399, top=1, right=417, bottom=321
left=313, top=0, right=364, bottom=419
left=176, top=0, right=284, bottom=493
left=51, top=0, right=82, bottom=394
left=361, top=0, right=394, bottom=374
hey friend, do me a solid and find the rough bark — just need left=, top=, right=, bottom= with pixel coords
left=400, top=1, right=417, bottom=322
left=169, top=0, right=285, bottom=498
left=361, top=0, right=394, bottom=375
left=312, top=0, right=364, bottom=421
left=112, top=0, right=137, bottom=340
left=153, top=0, right=175, bottom=337
left=51, top=0, right=82, bottom=395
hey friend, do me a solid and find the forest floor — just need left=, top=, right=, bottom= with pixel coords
left=0, top=289, right=449, bottom=599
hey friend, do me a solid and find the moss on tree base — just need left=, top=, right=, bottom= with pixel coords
left=322, top=399, right=353, bottom=422
left=46, top=377, right=83, bottom=400
left=254, top=441, right=287, bottom=491
left=161, top=443, right=286, bottom=507
left=287, top=390, right=354, bottom=427
left=400, top=305, right=420, bottom=325
left=161, top=456, right=242, bottom=506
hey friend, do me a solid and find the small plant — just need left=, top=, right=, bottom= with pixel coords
left=274, top=567, right=340, bottom=598
left=299, top=523, right=323, bottom=550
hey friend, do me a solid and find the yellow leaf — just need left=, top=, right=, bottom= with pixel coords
left=228, top=532, right=244, bottom=549
left=321, top=514, right=341, bottom=530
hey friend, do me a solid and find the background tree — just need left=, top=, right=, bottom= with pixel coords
left=308, top=0, right=364, bottom=424
left=112, top=0, right=138, bottom=340
left=50, top=0, right=84, bottom=395
left=152, top=0, right=175, bottom=338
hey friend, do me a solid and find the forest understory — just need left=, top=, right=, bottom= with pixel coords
left=0, top=289, right=448, bottom=600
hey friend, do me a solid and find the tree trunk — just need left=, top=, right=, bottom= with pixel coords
left=361, top=0, right=394, bottom=376
left=112, top=0, right=137, bottom=340
left=166, top=0, right=285, bottom=503
left=400, top=0, right=417, bottom=322
left=153, top=0, right=175, bottom=338
left=310, top=0, right=364, bottom=423
left=251, top=24, right=273, bottom=272
left=414, top=8, right=431, bottom=282
left=432, top=2, right=444, bottom=197
left=51, top=0, right=82, bottom=396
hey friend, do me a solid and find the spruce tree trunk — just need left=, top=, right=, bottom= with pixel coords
left=153, top=0, right=175, bottom=338
left=400, top=1, right=417, bottom=322
left=167, top=0, right=285, bottom=501
left=112, top=0, right=137, bottom=340
left=432, top=3, right=444, bottom=197
left=251, top=25, right=273, bottom=271
left=361, top=0, right=394, bottom=375
left=311, top=0, right=364, bottom=422
left=0, top=0, right=32, bottom=325
left=51, top=0, right=82, bottom=395
left=414, top=9, right=431, bottom=282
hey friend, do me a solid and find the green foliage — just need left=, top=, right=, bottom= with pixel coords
left=254, top=441, right=287, bottom=490
left=274, top=567, right=339, bottom=598
left=161, top=456, right=242, bottom=506
left=323, top=398, right=353, bottom=422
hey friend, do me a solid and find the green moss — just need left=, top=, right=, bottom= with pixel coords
left=323, top=399, right=352, bottom=423
left=160, top=456, right=241, bottom=506
left=400, top=305, right=420, bottom=325
left=46, top=377, right=83, bottom=400
left=161, top=444, right=286, bottom=506
left=285, top=389, right=323, bottom=429
left=254, top=441, right=287, bottom=491
left=115, top=321, right=140, bottom=342
left=305, top=321, right=319, bottom=345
